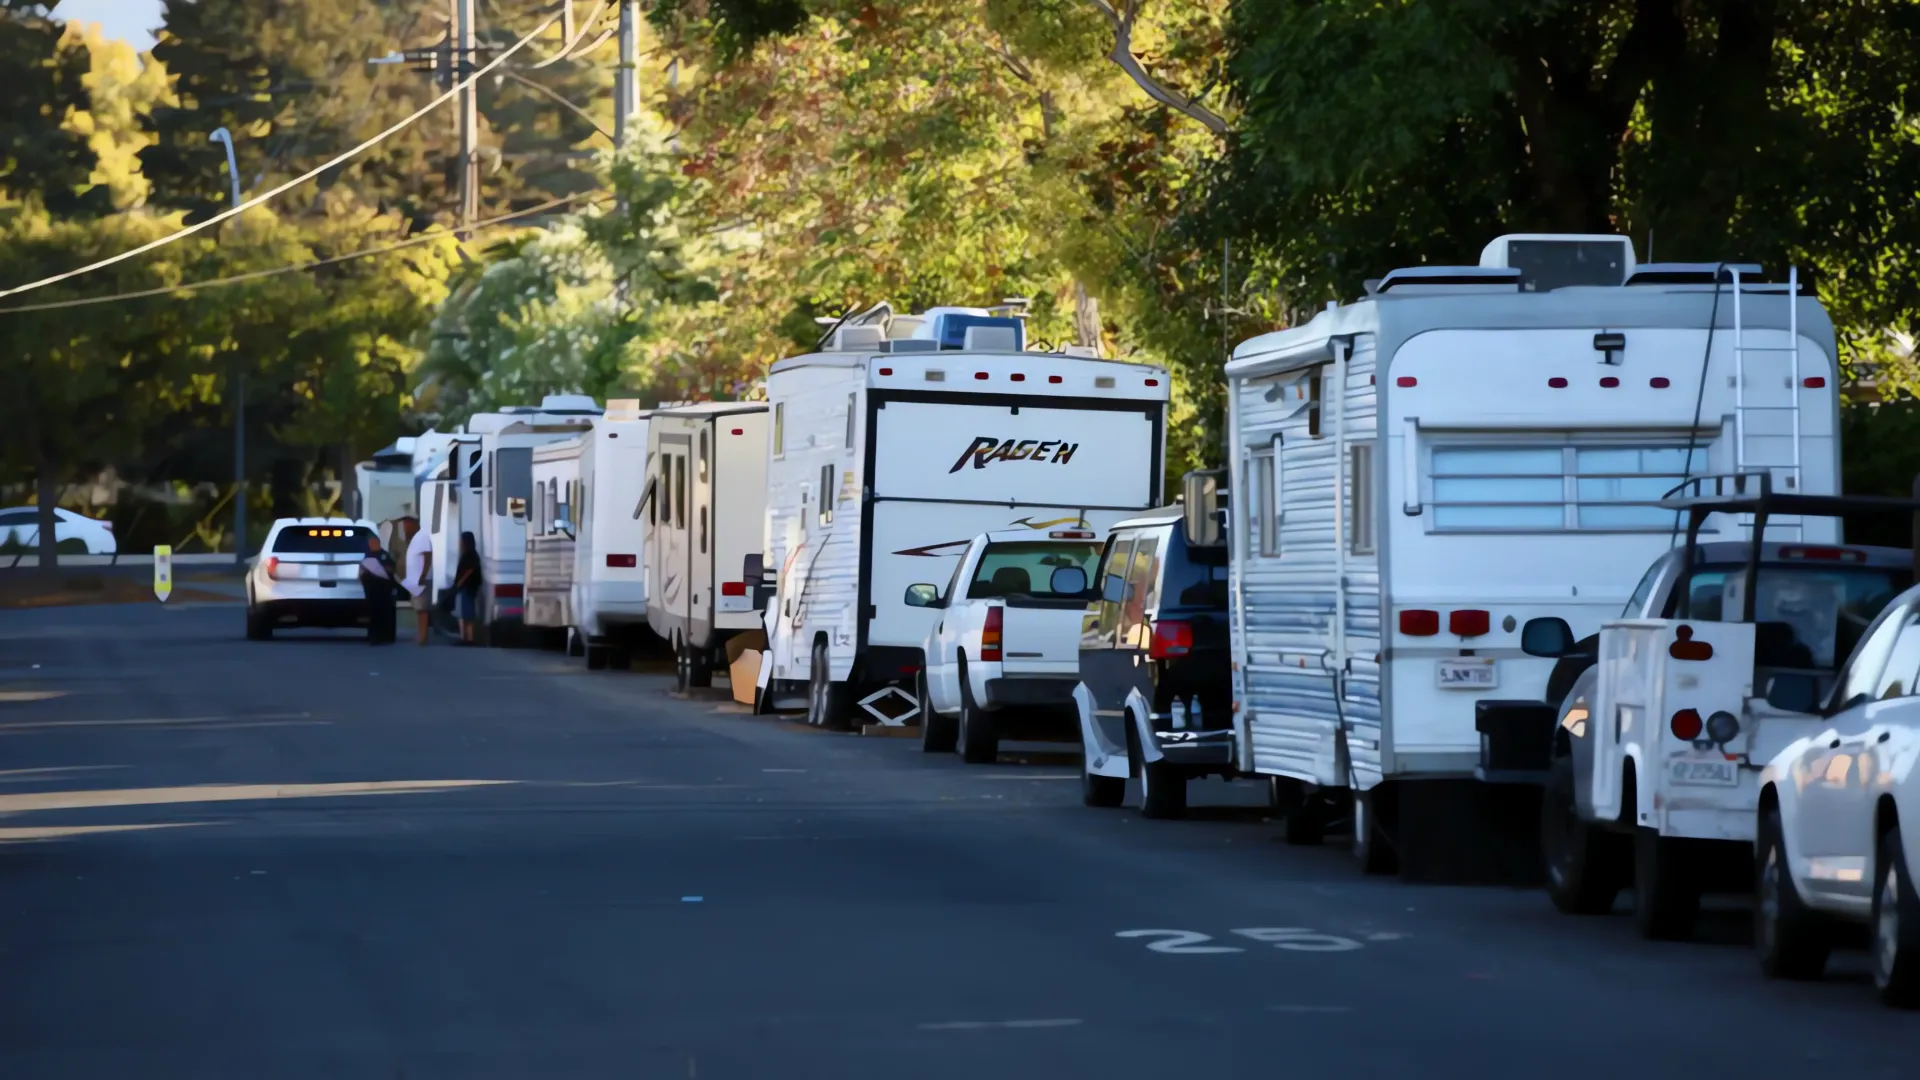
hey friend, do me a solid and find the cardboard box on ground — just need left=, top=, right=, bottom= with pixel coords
left=726, top=629, right=768, bottom=706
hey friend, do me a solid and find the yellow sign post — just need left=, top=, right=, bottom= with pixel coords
left=153, top=545, right=173, bottom=603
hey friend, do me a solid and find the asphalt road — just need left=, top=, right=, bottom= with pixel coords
left=1, top=601, right=1914, bottom=1079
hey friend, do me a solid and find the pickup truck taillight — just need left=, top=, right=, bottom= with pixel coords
left=1149, top=619, right=1193, bottom=659
left=980, top=606, right=1003, bottom=662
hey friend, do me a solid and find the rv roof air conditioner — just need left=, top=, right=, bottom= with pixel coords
left=831, top=325, right=887, bottom=351
left=962, top=325, right=1022, bottom=351
left=1370, top=266, right=1522, bottom=296
left=1478, top=233, right=1637, bottom=291
left=537, top=392, right=602, bottom=414
left=909, top=306, right=1027, bottom=352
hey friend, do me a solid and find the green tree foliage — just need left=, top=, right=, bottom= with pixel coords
left=0, top=2, right=99, bottom=214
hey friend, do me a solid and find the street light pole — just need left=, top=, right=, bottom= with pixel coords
left=210, top=126, right=248, bottom=565
left=456, top=0, right=479, bottom=238
left=615, top=0, right=637, bottom=149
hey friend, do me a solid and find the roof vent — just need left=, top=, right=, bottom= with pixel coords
left=1478, top=233, right=1636, bottom=291
left=1372, top=266, right=1522, bottom=296
left=832, top=325, right=887, bottom=351
left=1624, top=262, right=1764, bottom=287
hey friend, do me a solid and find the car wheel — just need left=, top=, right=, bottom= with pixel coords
left=956, top=671, right=997, bottom=764
left=918, top=671, right=957, bottom=754
left=1541, top=754, right=1629, bottom=915
left=245, top=607, right=271, bottom=641
left=1755, top=806, right=1832, bottom=979
left=1871, top=824, right=1920, bottom=1008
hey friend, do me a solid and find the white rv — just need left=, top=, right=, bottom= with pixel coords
left=353, top=438, right=418, bottom=523
left=419, top=432, right=482, bottom=614
left=470, top=393, right=601, bottom=643
left=758, top=304, right=1170, bottom=728
left=525, top=434, right=587, bottom=643
left=1219, top=235, right=1842, bottom=879
left=643, top=401, right=769, bottom=687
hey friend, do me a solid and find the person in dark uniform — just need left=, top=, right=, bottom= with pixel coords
left=454, top=530, right=483, bottom=645
left=359, top=535, right=399, bottom=645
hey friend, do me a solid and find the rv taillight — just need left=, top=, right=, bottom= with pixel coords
left=981, top=606, right=1003, bottom=662
left=606, top=554, right=637, bottom=568
left=1048, top=375, right=1063, bottom=384
left=975, top=371, right=990, bottom=380
left=1011, top=373, right=1026, bottom=382
left=1399, top=609, right=1440, bottom=636
left=1782, top=545, right=1865, bottom=563
left=1148, top=619, right=1193, bottom=659
left=1651, top=377, right=1671, bottom=388
left=1396, top=376, right=1416, bottom=387
left=1145, top=378, right=1160, bottom=387
left=1449, top=609, right=1490, bottom=638
left=1803, top=376, right=1826, bottom=388
left=720, top=581, right=746, bottom=596
left=878, top=367, right=893, bottom=376
left=730, top=428, right=743, bottom=435
left=1549, top=377, right=1569, bottom=388
left=494, top=583, right=524, bottom=599
left=1600, top=376, right=1620, bottom=388
left=1049, top=530, right=1095, bottom=539
left=265, top=557, right=282, bottom=580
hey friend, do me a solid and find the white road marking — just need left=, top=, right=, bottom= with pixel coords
left=761, top=768, right=806, bottom=773
left=917, top=1019, right=1083, bottom=1031
left=0, top=691, right=66, bottom=702
left=976, top=774, right=1077, bottom=780
left=682, top=896, right=703, bottom=903
left=0, top=712, right=317, bottom=732
left=0, top=779, right=514, bottom=815
left=1268, top=1005, right=1353, bottom=1014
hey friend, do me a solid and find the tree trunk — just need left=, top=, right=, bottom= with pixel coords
left=34, top=449, right=59, bottom=580
left=1073, top=280, right=1103, bottom=353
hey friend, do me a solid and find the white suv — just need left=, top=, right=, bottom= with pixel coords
left=246, top=517, right=379, bottom=639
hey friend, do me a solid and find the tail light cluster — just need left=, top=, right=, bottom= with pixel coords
left=1780, top=546, right=1865, bottom=563
left=265, top=556, right=282, bottom=580
left=981, top=606, right=1003, bottom=662
left=606, top=553, right=637, bottom=568
left=1398, top=609, right=1490, bottom=638
left=494, top=583, right=523, bottom=599
left=1671, top=709, right=1742, bottom=743
left=720, top=581, right=747, bottom=597
left=1149, top=619, right=1193, bottom=659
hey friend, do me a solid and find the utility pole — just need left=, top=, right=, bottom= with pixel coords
left=455, top=0, right=479, bottom=238
left=615, top=0, right=638, bottom=149
left=211, top=126, right=248, bottom=564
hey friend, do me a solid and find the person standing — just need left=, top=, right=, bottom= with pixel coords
left=404, top=518, right=434, bottom=645
left=359, top=535, right=400, bottom=645
left=454, top=530, right=483, bottom=645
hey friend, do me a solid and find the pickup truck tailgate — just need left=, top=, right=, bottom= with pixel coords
left=999, top=599, right=1087, bottom=677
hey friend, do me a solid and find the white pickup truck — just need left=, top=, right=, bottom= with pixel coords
left=909, top=528, right=1104, bottom=763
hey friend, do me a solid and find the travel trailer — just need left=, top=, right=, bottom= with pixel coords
left=524, top=434, right=586, bottom=644
left=353, top=438, right=418, bottom=524
left=643, top=402, right=769, bottom=687
left=1210, top=236, right=1843, bottom=879
left=469, top=393, right=601, bottom=643
left=757, top=303, right=1170, bottom=728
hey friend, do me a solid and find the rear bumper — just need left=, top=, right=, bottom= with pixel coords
left=253, top=598, right=368, bottom=627
left=984, top=675, right=1079, bottom=709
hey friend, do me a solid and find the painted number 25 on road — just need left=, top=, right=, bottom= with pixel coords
left=1116, top=928, right=1363, bottom=954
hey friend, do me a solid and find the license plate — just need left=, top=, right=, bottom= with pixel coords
left=1669, top=757, right=1738, bottom=787
left=717, top=594, right=752, bottom=613
left=1436, top=658, right=1497, bottom=689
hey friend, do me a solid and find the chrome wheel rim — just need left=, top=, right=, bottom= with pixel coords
left=1876, top=863, right=1902, bottom=986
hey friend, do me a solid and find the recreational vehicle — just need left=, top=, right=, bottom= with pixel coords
left=353, top=438, right=418, bottom=523
left=643, top=402, right=768, bottom=687
left=470, top=393, right=601, bottom=643
left=757, top=303, right=1170, bottom=728
left=525, top=434, right=587, bottom=643
left=1212, top=235, right=1842, bottom=879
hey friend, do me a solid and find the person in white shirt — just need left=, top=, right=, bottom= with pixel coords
left=403, top=518, right=434, bottom=645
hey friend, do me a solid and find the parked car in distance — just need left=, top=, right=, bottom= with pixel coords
left=912, top=527, right=1104, bottom=762
left=1756, top=581, right=1920, bottom=1009
left=246, top=518, right=378, bottom=639
left=1073, top=506, right=1232, bottom=818
left=0, top=506, right=116, bottom=554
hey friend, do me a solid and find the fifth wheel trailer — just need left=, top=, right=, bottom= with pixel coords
left=1216, top=236, right=1842, bottom=880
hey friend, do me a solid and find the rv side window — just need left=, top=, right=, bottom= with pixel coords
left=430, top=486, right=443, bottom=532
left=1349, top=442, right=1376, bottom=555
left=845, top=393, right=857, bottom=452
left=818, top=465, right=836, bottom=526
left=698, top=430, right=709, bottom=483
left=1307, top=368, right=1324, bottom=439
left=675, top=454, right=688, bottom=529
left=773, top=403, right=785, bottom=459
left=494, top=449, right=532, bottom=516
left=700, top=504, right=708, bottom=553
left=467, top=450, right=482, bottom=490
left=1429, top=443, right=1701, bottom=532
left=1248, top=447, right=1278, bottom=557
left=658, top=455, right=671, bottom=526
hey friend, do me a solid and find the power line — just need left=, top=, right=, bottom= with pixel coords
left=0, top=7, right=566, bottom=303
left=0, top=193, right=603, bottom=315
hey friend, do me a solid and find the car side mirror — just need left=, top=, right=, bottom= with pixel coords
left=1050, top=566, right=1088, bottom=596
left=1101, top=573, right=1126, bottom=603
left=904, top=583, right=939, bottom=608
left=1765, top=673, right=1821, bottom=714
left=1520, top=616, right=1576, bottom=658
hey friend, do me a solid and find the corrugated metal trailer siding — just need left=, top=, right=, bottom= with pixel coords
left=1340, top=340, right=1384, bottom=788
left=765, top=375, right=866, bottom=680
left=1236, top=338, right=1382, bottom=789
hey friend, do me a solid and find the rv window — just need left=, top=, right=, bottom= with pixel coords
left=1307, top=368, right=1324, bottom=439
left=675, top=454, right=688, bottom=529
left=430, top=486, right=443, bottom=532
left=698, top=430, right=709, bottom=484
left=467, top=449, right=482, bottom=490
left=1350, top=442, right=1376, bottom=555
left=773, top=403, right=785, bottom=458
left=819, top=466, right=836, bottom=526
left=493, top=449, right=532, bottom=516
left=845, top=393, right=857, bottom=452
left=1429, top=443, right=1703, bottom=532
left=658, top=456, right=672, bottom=525
left=1249, top=449, right=1279, bottom=557
left=700, top=505, right=708, bottom=553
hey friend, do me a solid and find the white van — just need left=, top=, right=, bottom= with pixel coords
left=1220, top=236, right=1843, bottom=879
left=643, top=402, right=769, bottom=688
left=758, top=304, right=1170, bottom=728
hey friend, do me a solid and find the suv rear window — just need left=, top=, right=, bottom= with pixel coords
left=1158, top=530, right=1228, bottom=610
left=967, top=541, right=1101, bottom=599
left=1680, top=563, right=1909, bottom=669
left=271, top=525, right=375, bottom=555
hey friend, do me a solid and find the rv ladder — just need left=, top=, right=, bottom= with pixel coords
left=1730, top=265, right=1803, bottom=541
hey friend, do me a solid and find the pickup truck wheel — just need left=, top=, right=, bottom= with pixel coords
left=1633, top=827, right=1702, bottom=941
left=956, top=674, right=997, bottom=764
left=1138, top=756, right=1187, bottom=819
left=917, top=671, right=957, bottom=753
left=1756, top=807, right=1831, bottom=979
left=1542, top=755, right=1628, bottom=915
left=1871, top=825, right=1920, bottom=1008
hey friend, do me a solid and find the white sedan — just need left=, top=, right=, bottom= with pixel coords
left=0, top=506, right=116, bottom=554
left=1755, top=584, right=1920, bottom=1009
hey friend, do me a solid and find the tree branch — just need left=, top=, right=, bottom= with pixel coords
left=1082, top=0, right=1230, bottom=135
